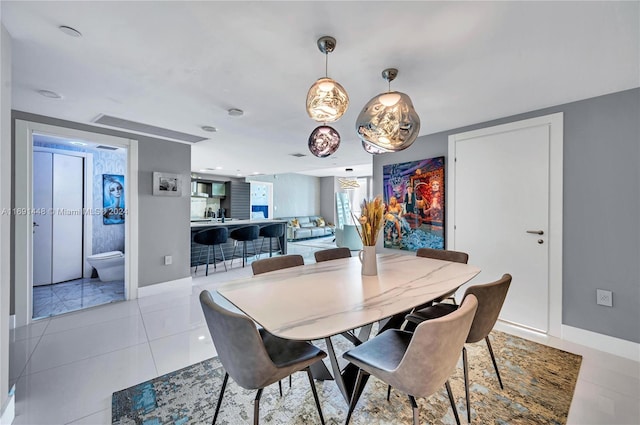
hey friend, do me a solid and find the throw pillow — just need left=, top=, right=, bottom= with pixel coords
left=291, top=219, right=300, bottom=228
left=316, top=217, right=325, bottom=227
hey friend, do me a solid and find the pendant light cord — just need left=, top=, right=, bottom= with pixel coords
left=325, top=53, right=328, bottom=78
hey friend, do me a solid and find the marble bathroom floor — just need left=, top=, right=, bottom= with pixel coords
left=9, top=239, right=639, bottom=424
left=32, top=278, right=125, bottom=320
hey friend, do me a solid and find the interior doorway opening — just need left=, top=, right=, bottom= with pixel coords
left=31, top=133, right=128, bottom=319
left=13, top=119, right=139, bottom=327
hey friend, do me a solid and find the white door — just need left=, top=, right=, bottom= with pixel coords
left=52, top=154, right=84, bottom=282
left=449, top=114, right=563, bottom=334
left=33, top=152, right=53, bottom=286
left=32, top=151, right=84, bottom=285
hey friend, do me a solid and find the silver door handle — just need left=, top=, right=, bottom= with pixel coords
left=526, top=230, right=543, bottom=235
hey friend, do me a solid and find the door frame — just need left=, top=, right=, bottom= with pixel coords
left=14, top=120, right=138, bottom=326
left=447, top=112, right=563, bottom=337
left=33, top=147, right=94, bottom=279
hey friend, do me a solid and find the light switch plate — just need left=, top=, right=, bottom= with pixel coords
left=596, top=289, right=612, bottom=307
left=164, top=255, right=172, bottom=266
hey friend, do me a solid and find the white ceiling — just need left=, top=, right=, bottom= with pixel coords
left=2, top=1, right=638, bottom=179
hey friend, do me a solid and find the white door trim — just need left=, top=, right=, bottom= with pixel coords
left=14, top=120, right=139, bottom=326
left=447, top=112, right=563, bottom=338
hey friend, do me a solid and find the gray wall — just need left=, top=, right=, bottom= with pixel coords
left=373, top=88, right=640, bottom=343
left=33, top=139, right=128, bottom=255
left=248, top=173, right=320, bottom=218
left=12, top=111, right=191, bottom=291
left=1, top=22, right=12, bottom=417
left=320, top=177, right=337, bottom=225
left=137, top=138, right=191, bottom=287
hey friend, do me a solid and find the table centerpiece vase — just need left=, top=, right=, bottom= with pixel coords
left=354, top=196, right=385, bottom=276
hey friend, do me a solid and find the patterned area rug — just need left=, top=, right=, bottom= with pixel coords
left=112, top=331, right=581, bottom=424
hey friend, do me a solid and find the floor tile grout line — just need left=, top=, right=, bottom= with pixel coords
left=18, top=340, right=153, bottom=381
left=39, top=303, right=143, bottom=337
left=137, top=299, right=160, bottom=378
left=11, top=317, right=53, bottom=385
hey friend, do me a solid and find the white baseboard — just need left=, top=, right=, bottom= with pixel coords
left=494, top=321, right=639, bottom=362
left=137, top=276, right=193, bottom=298
left=562, top=325, right=640, bottom=362
left=1, top=385, right=15, bottom=425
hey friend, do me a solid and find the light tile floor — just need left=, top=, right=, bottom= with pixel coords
left=9, top=239, right=640, bottom=424
left=32, top=278, right=125, bottom=320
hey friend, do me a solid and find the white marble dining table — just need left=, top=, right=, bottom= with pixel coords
left=217, top=252, right=480, bottom=403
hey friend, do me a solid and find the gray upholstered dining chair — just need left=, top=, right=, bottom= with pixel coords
left=405, top=273, right=512, bottom=423
left=199, top=290, right=327, bottom=425
left=313, top=247, right=352, bottom=263
left=342, top=295, right=478, bottom=425
left=251, top=254, right=304, bottom=275
left=416, top=247, right=469, bottom=264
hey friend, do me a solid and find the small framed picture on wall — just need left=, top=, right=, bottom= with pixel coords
left=153, top=172, right=182, bottom=197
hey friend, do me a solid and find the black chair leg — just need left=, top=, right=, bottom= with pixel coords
left=445, top=380, right=461, bottom=425
left=289, top=375, right=291, bottom=388
left=230, top=242, right=238, bottom=268
left=408, top=395, right=419, bottom=425
left=253, top=388, right=263, bottom=425
left=345, top=369, right=368, bottom=425
left=485, top=335, right=503, bottom=389
left=306, top=367, right=325, bottom=425
left=463, top=346, right=470, bottom=423
left=196, top=245, right=205, bottom=274
left=278, top=380, right=283, bottom=397
left=205, top=246, right=211, bottom=276
left=217, top=244, right=227, bottom=271
left=387, top=384, right=392, bottom=401
left=212, top=372, right=228, bottom=425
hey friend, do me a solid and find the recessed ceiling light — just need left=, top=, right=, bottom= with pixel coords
left=59, top=25, right=82, bottom=37
left=201, top=126, right=217, bottom=132
left=236, top=173, right=242, bottom=177
left=252, top=172, right=260, bottom=175
left=215, top=166, right=223, bottom=170
left=69, top=141, right=87, bottom=146
left=37, top=89, right=62, bottom=99
left=228, top=108, right=244, bottom=117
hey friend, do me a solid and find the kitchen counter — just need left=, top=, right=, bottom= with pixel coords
left=190, top=219, right=287, bottom=269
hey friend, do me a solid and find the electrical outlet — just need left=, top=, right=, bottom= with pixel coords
left=164, top=255, right=172, bottom=266
left=596, top=289, right=613, bottom=307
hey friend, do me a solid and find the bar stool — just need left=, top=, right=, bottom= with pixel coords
left=194, top=227, right=229, bottom=275
left=229, top=225, right=260, bottom=268
left=259, top=223, right=285, bottom=258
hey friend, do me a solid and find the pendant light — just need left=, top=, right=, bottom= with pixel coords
left=361, top=140, right=386, bottom=155
left=306, top=36, right=349, bottom=123
left=308, top=125, right=341, bottom=158
left=356, top=68, right=420, bottom=152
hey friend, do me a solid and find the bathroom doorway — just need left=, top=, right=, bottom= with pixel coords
left=14, top=120, right=139, bottom=327
left=31, top=135, right=127, bottom=319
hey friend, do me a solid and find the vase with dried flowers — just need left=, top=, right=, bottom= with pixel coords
left=353, top=195, right=385, bottom=275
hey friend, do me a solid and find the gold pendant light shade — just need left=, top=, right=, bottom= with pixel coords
left=306, top=36, right=349, bottom=125
left=306, top=77, right=349, bottom=122
left=356, top=68, right=421, bottom=152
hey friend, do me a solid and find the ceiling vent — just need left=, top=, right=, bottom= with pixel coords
left=96, top=145, right=118, bottom=150
left=289, top=153, right=307, bottom=158
left=92, top=114, right=208, bottom=143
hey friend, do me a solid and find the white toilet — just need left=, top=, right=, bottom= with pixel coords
left=86, top=251, right=125, bottom=282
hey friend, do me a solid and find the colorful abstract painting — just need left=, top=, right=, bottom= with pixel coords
left=382, top=157, right=444, bottom=250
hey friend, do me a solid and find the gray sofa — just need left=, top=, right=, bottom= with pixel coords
left=280, top=216, right=334, bottom=240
